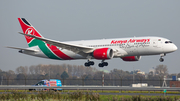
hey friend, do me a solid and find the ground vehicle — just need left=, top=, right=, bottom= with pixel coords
left=29, top=79, right=62, bottom=91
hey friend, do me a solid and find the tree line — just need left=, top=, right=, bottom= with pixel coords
left=0, top=64, right=178, bottom=86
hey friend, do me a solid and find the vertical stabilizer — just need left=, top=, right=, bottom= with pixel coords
left=18, top=18, right=43, bottom=47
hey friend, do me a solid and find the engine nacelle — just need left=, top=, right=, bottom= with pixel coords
left=121, top=56, right=141, bottom=61
left=93, top=48, right=114, bottom=59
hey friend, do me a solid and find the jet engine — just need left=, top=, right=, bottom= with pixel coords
left=121, top=56, right=141, bottom=61
left=93, top=48, right=114, bottom=59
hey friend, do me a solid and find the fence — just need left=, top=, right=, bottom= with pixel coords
left=0, top=78, right=170, bottom=87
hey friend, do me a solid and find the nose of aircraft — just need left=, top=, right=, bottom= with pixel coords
left=172, top=44, right=178, bottom=51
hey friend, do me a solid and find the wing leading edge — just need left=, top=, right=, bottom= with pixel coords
left=18, top=32, right=94, bottom=54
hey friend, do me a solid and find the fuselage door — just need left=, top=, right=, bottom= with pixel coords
left=153, top=39, right=158, bottom=47
left=153, top=38, right=163, bottom=53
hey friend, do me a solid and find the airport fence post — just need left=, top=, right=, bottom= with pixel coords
left=24, top=77, right=26, bottom=86
left=120, top=78, right=122, bottom=93
left=159, top=77, right=162, bottom=87
left=120, top=78, right=123, bottom=87
left=81, top=75, right=85, bottom=86
left=118, top=70, right=124, bottom=93
left=6, top=76, right=9, bottom=86
left=102, top=72, right=104, bottom=93
left=102, top=71, right=104, bottom=86
left=63, top=78, right=64, bottom=85
left=159, top=75, right=163, bottom=87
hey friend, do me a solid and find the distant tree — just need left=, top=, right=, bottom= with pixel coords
left=177, top=73, right=180, bottom=78
left=67, top=64, right=73, bottom=75
left=93, top=71, right=103, bottom=79
left=16, top=66, right=29, bottom=85
left=61, top=71, right=69, bottom=79
left=155, top=65, right=168, bottom=78
left=29, top=65, right=36, bottom=74
left=16, top=66, right=28, bottom=74
left=56, top=73, right=61, bottom=79
left=0, top=69, right=2, bottom=73
left=85, top=74, right=93, bottom=80
left=148, top=71, right=154, bottom=75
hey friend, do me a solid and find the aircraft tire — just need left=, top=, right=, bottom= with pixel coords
left=98, top=63, right=104, bottom=67
left=89, top=61, right=94, bottom=65
left=159, top=58, right=164, bottom=62
left=103, top=62, right=108, bottom=66
left=84, top=62, right=90, bottom=67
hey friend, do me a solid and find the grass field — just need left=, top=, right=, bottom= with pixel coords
left=62, top=90, right=180, bottom=94
left=0, top=90, right=180, bottom=101
left=1, top=89, right=180, bottom=94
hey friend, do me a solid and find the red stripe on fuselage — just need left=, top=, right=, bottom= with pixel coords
left=47, top=44, right=73, bottom=60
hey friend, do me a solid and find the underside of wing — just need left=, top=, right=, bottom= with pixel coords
left=18, top=32, right=94, bottom=54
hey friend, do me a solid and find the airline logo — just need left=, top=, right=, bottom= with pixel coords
left=25, top=28, right=34, bottom=39
left=111, top=39, right=150, bottom=44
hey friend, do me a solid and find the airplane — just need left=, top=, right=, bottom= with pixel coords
left=8, top=18, right=178, bottom=67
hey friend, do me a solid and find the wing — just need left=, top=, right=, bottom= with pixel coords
left=6, top=46, right=39, bottom=52
left=18, top=32, right=94, bottom=54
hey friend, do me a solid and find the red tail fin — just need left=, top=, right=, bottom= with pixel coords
left=18, top=18, right=43, bottom=44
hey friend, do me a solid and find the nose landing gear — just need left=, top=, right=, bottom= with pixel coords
left=159, top=53, right=166, bottom=62
left=159, top=58, right=164, bottom=62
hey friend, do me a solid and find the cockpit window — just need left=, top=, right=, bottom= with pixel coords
left=165, top=41, right=173, bottom=44
left=165, top=41, right=168, bottom=44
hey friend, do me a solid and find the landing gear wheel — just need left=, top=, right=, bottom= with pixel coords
left=98, top=63, right=104, bottom=67
left=98, top=60, right=109, bottom=67
left=159, top=58, right=164, bottom=62
left=103, top=62, right=108, bottom=66
left=84, top=61, right=94, bottom=67
left=89, top=61, right=94, bottom=65
left=84, top=62, right=90, bottom=67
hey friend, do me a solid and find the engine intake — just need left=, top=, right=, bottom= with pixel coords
left=121, top=56, right=141, bottom=61
left=93, top=48, right=113, bottom=59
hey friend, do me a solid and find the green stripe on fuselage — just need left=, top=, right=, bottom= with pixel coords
left=28, top=39, right=61, bottom=60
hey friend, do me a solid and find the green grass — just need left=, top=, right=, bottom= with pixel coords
left=100, top=95, right=180, bottom=101
left=0, top=90, right=180, bottom=101
left=1, top=89, right=180, bottom=94
left=62, top=90, right=180, bottom=94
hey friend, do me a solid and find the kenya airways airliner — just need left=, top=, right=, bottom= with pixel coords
left=8, top=18, right=178, bottom=67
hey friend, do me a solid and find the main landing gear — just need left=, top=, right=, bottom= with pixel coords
left=159, top=53, right=166, bottom=62
left=84, top=60, right=94, bottom=67
left=98, top=60, right=108, bottom=67
left=84, top=60, right=108, bottom=68
left=98, top=62, right=108, bottom=67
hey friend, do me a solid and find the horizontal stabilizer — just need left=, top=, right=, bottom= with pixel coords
left=6, top=46, right=39, bottom=52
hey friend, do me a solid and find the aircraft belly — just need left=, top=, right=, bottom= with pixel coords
left=23, top=51, right=49, bottom=59
left=124, top=47, right=139, bottom=56
left=60, top=49, right=85, bottom=59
